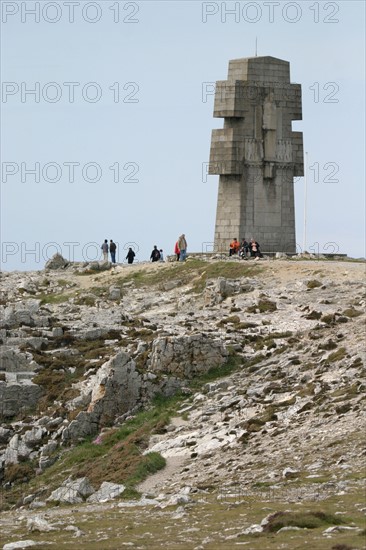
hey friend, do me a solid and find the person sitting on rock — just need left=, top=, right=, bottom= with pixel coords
left=239, top=238, right=249, bottom=259
left=250, top=239, right=261, bottom=259
left=229, top=238, right=240, bottom=256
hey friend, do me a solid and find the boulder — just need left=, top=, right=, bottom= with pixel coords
left=150, top=334, right=227, bottom=378
left=0, top=382, right=43, bottom=418
left=63, top=351, right=143, bottom=442
left=27, top=516, right=55, bottom=532
left=109, top=287, right=121, bottom=300
left=0, top=426, right=13, bottom=444
left=22, top=427, right=46, bottom=448
left=0, top=349, right=34, bottom=373
left=45, top=253, right=69, bottom=270
left=47, top=477, right=95, bottom=504
left=3, top=541, right=37, bottom=549
left=62, top=411, right=100, bottom=443
left=204, top=276, right=255, bottom=305
left=4, top=434, right=32, bottom=464
left=87, top=481, right=125, bottom=503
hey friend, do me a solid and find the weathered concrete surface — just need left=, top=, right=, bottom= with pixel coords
left=209, top=56, right=303, bottom=253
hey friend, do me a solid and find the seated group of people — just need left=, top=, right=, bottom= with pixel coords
left=229, top=238, right=262, bottom=259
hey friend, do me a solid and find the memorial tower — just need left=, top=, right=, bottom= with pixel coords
left=209, top=56, right=303, bottom=253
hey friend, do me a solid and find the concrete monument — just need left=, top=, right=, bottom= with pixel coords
left=209, top=56, right=303, bottom=254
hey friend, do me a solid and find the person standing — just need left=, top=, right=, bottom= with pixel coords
left=150, top=245, right=161, bottom=262
left=109, top=240, right=117, bottom=264
left=101, top=239, right=109, bottom=262
left=159, top=249, right=164, bottom=262
left=126, top=247, right=135, bottom=264
left=178, top=234, right=187, bottom=262
left=174, top=240, right=180, bottom=261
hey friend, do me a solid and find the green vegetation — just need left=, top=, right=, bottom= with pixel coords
left=247, top=298, right=277, bottom=314
left=56, top=279, right=70, bottom=287
left=342, top=308, right=363, bottom=318
left=327, top=347, right=347, bottom=363
left=112, top=260, right=261, bottom=294
left=74, top=294, right=96, bottom=306
left=1, top=353, right=247, bottom=510
left=30, top=337, right=117, bottom=412
left=262, top=510, right=345, bottom=532
left=37, top=293, right=70, bottom=305
left=306, top=310, right=322, bottom=320
left=307, top=279, right=322, bottom=289
left=4, top=463, right=34, bottom=484
left=217, top=315, right=241, bottom=327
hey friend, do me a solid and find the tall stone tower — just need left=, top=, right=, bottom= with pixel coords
left=209, top=56, right=303, bottom=254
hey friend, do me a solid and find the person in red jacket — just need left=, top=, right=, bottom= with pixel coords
left=174, top=241, right=180, bottom=261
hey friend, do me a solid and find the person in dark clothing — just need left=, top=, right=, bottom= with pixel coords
left=239, top=238, right=249, bottom=259
left=250, top=239, right=261, bottom=258
left=109, top=240, right=117, bottom=264
left=150, top=245, right=161, bottom=262
left=126, top=248, right=135, bottom=264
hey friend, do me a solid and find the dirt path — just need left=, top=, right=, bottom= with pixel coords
left=137, top=456, right=187, bottom=495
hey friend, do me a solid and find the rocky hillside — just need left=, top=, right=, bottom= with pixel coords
left=0, top=255, right=365, bottom=550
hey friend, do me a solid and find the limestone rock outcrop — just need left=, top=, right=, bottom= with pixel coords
left=150, top=334, right=227, bottom=378
left=45, top=253, right=69, bottom=270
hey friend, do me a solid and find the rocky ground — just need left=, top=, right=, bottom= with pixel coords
left=0, top=254, right=365, bottom=549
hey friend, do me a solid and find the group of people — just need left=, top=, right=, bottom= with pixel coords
left=101, top=239, right=117, bottom=263
left=174, top=234, right=187, bottom=262
left=150, top=246, right=164, bottom=262
left=100, top=234, right=187, bottom=265
left=229, top=238, right=262, bottom=259
left=101, top=240, right=136, bottom=264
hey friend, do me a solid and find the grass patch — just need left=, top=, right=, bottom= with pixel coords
left=342, top=308, right=363, bottom=318
left=263, top=510, right=346, bottom=532
left=247, top=298, right=277, bottom=314
left=15, top=395, right=180, bottom=506
left=56, top=279, right=70, bottom=287
left=74, top=295, right=96, bottom=306
left=36, top=293, right=70, bottom=305
left=113, top=260, right=261, bottom=295
left=307, top=279, right=322, bottom=289
left=189, top=353, right=243, bottom=391
left=217, top=315, right=241, bottom=327
left=327, top=347, right=347, bottom=363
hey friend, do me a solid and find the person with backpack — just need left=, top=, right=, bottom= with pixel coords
left=109, top=240, right=117, bottom=264
left=101, top=239, right=109, bottom=262
left=150, top=245, right=161, bottom=262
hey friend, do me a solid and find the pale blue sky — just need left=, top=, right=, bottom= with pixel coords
left=1, top=0, right=365, bottom=270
